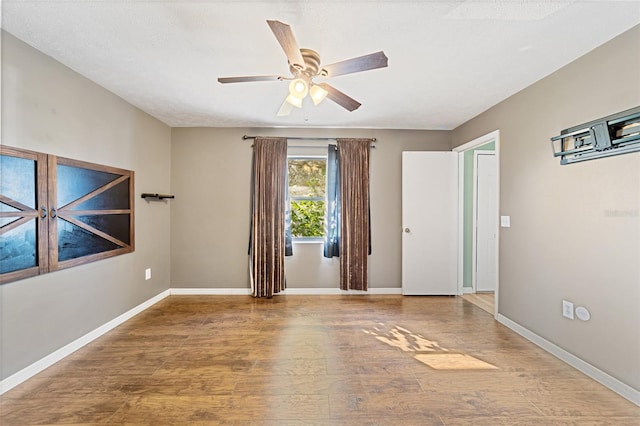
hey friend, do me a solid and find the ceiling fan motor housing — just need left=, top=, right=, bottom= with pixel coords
left=289, top=48, right=326, bottom=78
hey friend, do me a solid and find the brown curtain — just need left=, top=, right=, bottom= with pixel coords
left=337, top=138, right=371, bottom=291
left=249, top=137, right=288, bottom=298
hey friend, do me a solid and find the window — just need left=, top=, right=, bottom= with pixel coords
left=1, top=145, right=134, bottom=284
left=288, top=157, right=326, bottom=239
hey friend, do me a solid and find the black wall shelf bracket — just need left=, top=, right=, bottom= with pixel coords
left=141, top=193, right=175, bottom=200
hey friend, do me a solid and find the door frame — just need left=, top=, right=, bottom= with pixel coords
left=472, top=150, right=496, bottom=293
left=452, top=130, right=500, bottom=317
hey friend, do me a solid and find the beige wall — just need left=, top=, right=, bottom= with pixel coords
left=452, top=26, right=640, bottom=390
left=1, top=32, right=172, bottom=379
left=170, top=127, right=450, bottom=289
left=4, top=20, right=637, bottom=398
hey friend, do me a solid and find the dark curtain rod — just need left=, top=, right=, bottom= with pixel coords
left=242, top=135, right=377, bottom=142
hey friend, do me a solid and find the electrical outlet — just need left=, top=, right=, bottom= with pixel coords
left=145, top=268, right=152, bottom=280
left=575, top=306, right=591, bottom=321
left=562, top=300, right=574, bottom=319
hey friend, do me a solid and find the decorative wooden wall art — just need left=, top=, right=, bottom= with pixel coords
left=0, top=146, right=134, bottom=284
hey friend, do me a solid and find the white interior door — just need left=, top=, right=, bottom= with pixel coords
left=402, top=152, right=458, bottom=295
left=475, top=153, right=497, bottom=292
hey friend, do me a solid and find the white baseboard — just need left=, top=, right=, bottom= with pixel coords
left=171, top=287, right=402, bottom=295
left=462, top=287, right=474, bottom=294
left=170, top=287, right=252, bottom=295
left=284, top=287, right=402, bottom=295
left=497, top=313, right=640, bottom=407
left=0, top=289, right=171, bottom=395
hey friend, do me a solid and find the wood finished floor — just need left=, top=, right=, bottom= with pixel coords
left=461, top=292, right=494, bottom=315
left=2, top=295, right=639, bottom=425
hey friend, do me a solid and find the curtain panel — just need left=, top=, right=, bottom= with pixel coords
left=337, top=138, right=371, bottom=291
left=248, top=137, right=288, bottom=298
left=324, top=144, right=340, bottom=258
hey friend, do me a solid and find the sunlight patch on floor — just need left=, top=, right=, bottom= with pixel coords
left=415, top=353, right=498, bottom=370
left=363, top=324, right=448, bottom=352
left=363, top=323, right=498, bottom=371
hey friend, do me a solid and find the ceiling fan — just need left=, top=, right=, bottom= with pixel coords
left=218, top=20, right=388, bottom=116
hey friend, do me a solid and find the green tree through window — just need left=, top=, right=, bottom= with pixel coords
left=288, top=157, right=326, bottom=238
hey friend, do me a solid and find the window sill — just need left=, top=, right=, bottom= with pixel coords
left=292, top=239, right=324, bottom=244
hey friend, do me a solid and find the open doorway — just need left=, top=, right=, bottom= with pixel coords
left=453, top=131, right=500, bottom=317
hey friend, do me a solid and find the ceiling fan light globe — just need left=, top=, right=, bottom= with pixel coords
left=285, top=94, right=303, bottom=108
left=294, top=81, right=306, bottom=93
left=289, top=78, right=308, bottom=98
left=310, top=84, right=328, bottom=105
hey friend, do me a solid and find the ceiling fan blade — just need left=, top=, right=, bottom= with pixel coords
left=266, top=20, right=305, bottom=70
left=276, top=98, right=294, bottom=117
left=218, top=75, right=283, bottom=84
left=317, top=83, right=361, bottom=112
left=321, top=51, right=388, bottom=78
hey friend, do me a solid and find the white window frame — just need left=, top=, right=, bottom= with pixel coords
left=288, top=155, right=327, bottom=242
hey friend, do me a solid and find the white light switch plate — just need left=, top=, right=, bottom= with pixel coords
left=145, top=268, right=151, bottom=280
left=500, top=216, right=511, bottom=227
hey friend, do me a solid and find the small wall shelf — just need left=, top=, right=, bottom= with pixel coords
left=141, top=193, right=175, bottom=200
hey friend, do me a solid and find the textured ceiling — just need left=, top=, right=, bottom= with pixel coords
left=2, top=1, right=639, bottom=130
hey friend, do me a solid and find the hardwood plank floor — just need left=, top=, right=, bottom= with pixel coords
left=2, top=295, right=638, bottom=425
left=461, top=292, right=494, bottom=315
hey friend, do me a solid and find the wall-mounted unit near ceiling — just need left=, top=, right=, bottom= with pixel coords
left=550, top=106, right=640, bottom=165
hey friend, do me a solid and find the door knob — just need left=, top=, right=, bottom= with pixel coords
left=404, top=228, right=411, bottom=233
